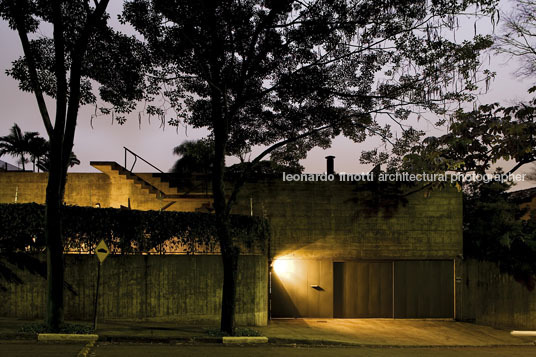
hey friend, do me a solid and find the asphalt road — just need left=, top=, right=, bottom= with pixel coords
left=1, top=342, right=535, bottom=356
left=91, top=343, right=536, bottom=357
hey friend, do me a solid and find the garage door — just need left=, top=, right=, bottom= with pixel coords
left=333, top=261, right=392, bottom=318
left=394, top=260, right=454, bottom=318
left=271, top=259, right=454, bottom=318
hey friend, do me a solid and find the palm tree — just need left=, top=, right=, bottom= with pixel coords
left=0, top=123, right=39, bottom=171
left=0, top=124, right=81, bottom=172
left=37, top=151, right=80, bottom=172
left=27, top=136, right=48, bottom=172
left=171, top=139, right=214, bottom=176
left=171, top=139, right=214, bottom=194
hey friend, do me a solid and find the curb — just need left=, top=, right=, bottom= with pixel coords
left=266, top=337, right=536, bottom=348
left=98, top=334, right=222, bottom=344
left=77, top=340, right=96, bottom=357
left=38, top=333, right=99, bottom=343
left=222, top=336, right=268, bottom=344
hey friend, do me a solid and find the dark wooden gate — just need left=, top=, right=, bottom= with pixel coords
left=393, top=260, right=454, bottom=318
left=333, top=261, right=393, bottom=318
left=271, top=259, right=454, bottom=319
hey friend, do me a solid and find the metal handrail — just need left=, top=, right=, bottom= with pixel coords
left=124, top=147, right=163, bottom=173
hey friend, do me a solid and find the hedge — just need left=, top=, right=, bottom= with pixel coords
left=0, top=203, right=269, bottom=254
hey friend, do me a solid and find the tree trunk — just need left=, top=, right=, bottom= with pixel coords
left=44, top=159, right=64, bottom=331
left=210, top=87, right=240, bottom=334
left=218, top=220, right=239, bottom=335
left=213, top=136, right=239, bottom=334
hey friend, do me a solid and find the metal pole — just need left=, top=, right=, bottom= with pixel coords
left=93, top=262, right=101, bottom=330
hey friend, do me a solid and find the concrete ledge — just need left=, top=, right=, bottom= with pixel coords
left=98, top=335, right=221, bottom=344
left=222, top=336, right=268, bottom=344
left=38, top=333, right=98, bottom=343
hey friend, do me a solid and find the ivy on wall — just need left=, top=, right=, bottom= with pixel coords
left=0, top=203, right=269, bottom=255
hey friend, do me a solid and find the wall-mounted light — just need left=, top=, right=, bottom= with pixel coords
left=273, top=259, right=294, bottom=276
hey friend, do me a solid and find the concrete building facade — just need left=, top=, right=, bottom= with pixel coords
left=0, top=161, right=463, bottom=324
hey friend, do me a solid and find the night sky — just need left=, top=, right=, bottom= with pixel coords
left=0, top=0, right=533, bottom=190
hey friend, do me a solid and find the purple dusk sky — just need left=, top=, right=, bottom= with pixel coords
left=0, top=1, right=534, bottom=190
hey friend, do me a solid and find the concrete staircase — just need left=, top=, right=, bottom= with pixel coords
left=91, top=161, right=169, bottom=198
left=90, top=161, right=212, bottom=201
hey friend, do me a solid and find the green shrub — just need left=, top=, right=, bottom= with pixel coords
left=0, top=203, right=269, bottom=255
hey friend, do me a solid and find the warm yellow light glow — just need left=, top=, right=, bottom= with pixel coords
left=273, top=259, right=294, bottom=276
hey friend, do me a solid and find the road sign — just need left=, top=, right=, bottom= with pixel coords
left=93, top=239, right=109, bottom=330
left=95, top=240, right=110, bottom=264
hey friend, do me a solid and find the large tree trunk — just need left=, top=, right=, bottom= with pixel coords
left=44, top=153, right=65, bottom=331
left=218, top=218, right=240, bottom=335
left=213, top=137, right=239, bottom=334
left=211, top=90, right=240, bottom=334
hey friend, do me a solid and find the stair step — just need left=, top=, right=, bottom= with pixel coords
left=90, top=161, right=212, bottom=200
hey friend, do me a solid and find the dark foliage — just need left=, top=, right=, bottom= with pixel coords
left=463, top=181, right=536, bottom=290
left=0, top=203, right=269, bottom=255
left=0, top=203, right=269, bottom=290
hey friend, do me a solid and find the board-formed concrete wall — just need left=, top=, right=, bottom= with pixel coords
left=234, top=180, right=463, bottom=260
left=0, top=172, right=463, bottom=260
left=0, top=255, right=268, bottom=326
left=459, top=259, right=536, bottom=330
left=0, top=172, right=208, bottom=212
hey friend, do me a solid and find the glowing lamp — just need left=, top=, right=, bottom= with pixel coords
left=273, top=259, right=293, bottom=275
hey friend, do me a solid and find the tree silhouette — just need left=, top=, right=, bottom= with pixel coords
left=124, top=0, right=498, bottom=333
left=1, top=0, right=146, bottom=330
left=170, top=139, right=214, bottom=177
left=26, top=135, right=48, bottom=172
left=0, top=123, right=39, bottom=171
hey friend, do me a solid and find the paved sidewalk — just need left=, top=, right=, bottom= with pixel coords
left=258, top=319, right=536, bottom=346
left=0, top=317, right=534, bottom=347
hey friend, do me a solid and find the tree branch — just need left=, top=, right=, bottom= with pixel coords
left=12, top=0, right=54, bottom=137
left=224, top=124, right=333, bottom=216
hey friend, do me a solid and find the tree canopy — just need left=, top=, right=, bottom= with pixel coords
left=122, top=0, right=500, bottom=333
left=124, top=0, right=497, bottom=167
left=0, top=0, right=148, bottom=331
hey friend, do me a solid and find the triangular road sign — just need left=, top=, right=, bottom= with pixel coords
left=95, top=239, right=110, bottom=264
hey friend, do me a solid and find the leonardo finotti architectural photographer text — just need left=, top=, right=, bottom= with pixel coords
left=282, top=172, right=527, bottom=183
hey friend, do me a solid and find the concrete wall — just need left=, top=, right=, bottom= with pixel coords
left=0, top=172, right=110, bottom=207
left=0, top=255, right=268, bottom=326
left=0, top=172, right=208, bottom=212
left=459, top=259, right=536, bottom=330
left=0, top=172, right=463, bottom=261
left=233, top=180, right=463, bottom=260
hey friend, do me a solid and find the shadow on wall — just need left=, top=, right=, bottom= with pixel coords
left=270, top=271, right=299, bottom=318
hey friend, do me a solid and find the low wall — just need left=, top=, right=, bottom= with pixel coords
left=0, top=254, right=268, bottom=326
left=460, top=259, right=536, bottom=330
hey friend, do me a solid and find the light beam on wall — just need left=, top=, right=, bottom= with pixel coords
left=273, top=259, right=294, bottom=277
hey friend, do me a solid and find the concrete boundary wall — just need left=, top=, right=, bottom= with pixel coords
left=0, top=255, right=268, bottom=326
left=459, top=259, right=536, bottom=330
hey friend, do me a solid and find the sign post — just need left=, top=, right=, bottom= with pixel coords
left=93, top=240, right=109, bottom=330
